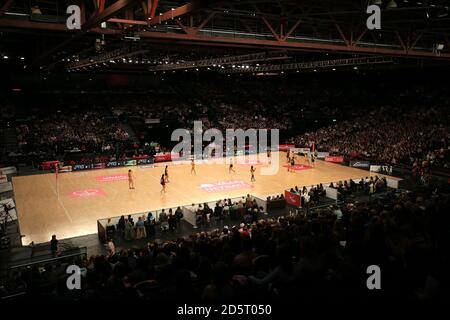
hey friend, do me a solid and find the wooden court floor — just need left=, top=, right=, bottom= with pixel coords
left=12, top=152, right=395, bottom=244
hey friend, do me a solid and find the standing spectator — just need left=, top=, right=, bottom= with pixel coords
left=124, top=218, right=135, bottom=241
left=175, top=206, right=184, bottom=230
left=159, top=209, right=169, bottom=231
left=135, top=216, right=147, bottom=239
left=50, top=234, right=59, bottom=257
left=146, top=212, right=156, bottom=237
left=168, top=209, right=177, bottom=232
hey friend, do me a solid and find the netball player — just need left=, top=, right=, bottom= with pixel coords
left=304, top=150, right=311, bottom=166
left=191, top=159, right=196, bottom=175
left=160, top=174, right=166, bottom=194
left=289, top=156, right=296, bottom=172
left=267, top=149, right=272, bottom=164
left=311, top=153, right=315, bottom=167
left=250, top=166, right=256, bottom=182
left=128, top=169, right=134, bottom=189
left=164, top=165, right=169, bottom=183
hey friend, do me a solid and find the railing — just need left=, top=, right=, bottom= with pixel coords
left=6, top=246, right=87, bottom=270
left=97, top=194, right=270, bottom=241
left=1, top=246, right=87, bottom=300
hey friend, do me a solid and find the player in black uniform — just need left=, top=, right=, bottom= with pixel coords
left=160, top=174, right=166, bottom=194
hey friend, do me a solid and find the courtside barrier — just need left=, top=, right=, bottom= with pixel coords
left=97, top=194, right=269, bottom=238
left=98, top=208, right=172, bottom=242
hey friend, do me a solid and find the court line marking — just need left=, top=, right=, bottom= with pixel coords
left=46, top=175, right=73, bottom=223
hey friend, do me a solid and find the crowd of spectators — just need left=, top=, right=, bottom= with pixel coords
left=328, top=176, right=388, bottom=200
left=186, top=80, right=292, bottom=130
left=4, top=185, right=449, bottom=301
left=292, top=106, right=450, bottom=167
left=3, top=77, right=449, bottom=173
left=16, top=107, right=130, bottom=158
left=191, top=196, right=266, bottom=228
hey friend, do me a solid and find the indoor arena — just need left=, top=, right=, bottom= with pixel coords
left=0, top=0, right=449, bottom=310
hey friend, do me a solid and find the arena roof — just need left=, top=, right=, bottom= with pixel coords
left=0, top=0, right=450, bottom=74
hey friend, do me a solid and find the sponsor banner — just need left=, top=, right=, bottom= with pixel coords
left=72, top=163, right=94, bottom=171
left=72, top=158, right=152, bottom=171
left=59, top=166, right=72, bottom=173
left=325, top=156, right=344, bottom=163
left=70, top=188, right=106, bottom=198
left=278, top=144, right=295, bottom=151
left=200, top=180, right=251, bottom=193
left=350, top=160, right=370, bottom=168
left=41, top=161, right=59, bottom=170
left=154, top=153, right=172, bottom=162
left=124, top=159, right=137, bottom=166
left=106, top=161, right=120, bottom=168
left=293, top=148, right=310, bottom=154
left=282, top=164, right=313, bottom=171
left=96, top=174, right=129, bottom=182
left=137, top=158, right=154, bottom=165
left=285, top=190, right=301, bottom=207
left=94, top=163, right=106, bottom=169
left=316, top=152, right=330, bottom=159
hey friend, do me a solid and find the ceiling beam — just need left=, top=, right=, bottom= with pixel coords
left=147, top=1, right=205, bottom=26
left=108, top=18, right=147, bottom=25
left=1, top=18, right=450, bottom=60
left=282, top=19, right=301, bottom=41
left=261, top=16, right=281, bottom=41
left=137, top=30, right=450, bottom=60
left=82, top=0, right=137, bottom=30
left=149, top=0, right=158, bottom=18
